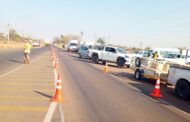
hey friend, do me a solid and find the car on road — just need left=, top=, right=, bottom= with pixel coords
left=89, top=46, right=131, bottom=68
left=67, top=40, right=79, bottom=52
left=32, top=42, right=40, bottom=47
left=78, top=45, right=91, bottom=59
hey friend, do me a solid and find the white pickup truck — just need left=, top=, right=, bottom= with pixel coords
left=88, top=46, right=131, bottom=68
left=167, top=64, right=190, bottom=100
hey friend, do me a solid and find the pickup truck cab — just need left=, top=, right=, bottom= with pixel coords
left=89, top=46, right=131, bottom=68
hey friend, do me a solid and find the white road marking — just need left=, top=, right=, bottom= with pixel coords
left=43, top=102, right=57, bottom=122
left=59, top=104, right=65, bottom=122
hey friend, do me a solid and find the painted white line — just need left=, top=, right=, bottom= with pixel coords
left=43, top=102, right=57, bottom=122
left=59, top=104, right=65, bottom=122
left=0, top=54, right=45, bottom=79
left=0, top=64, right=24, bottom=79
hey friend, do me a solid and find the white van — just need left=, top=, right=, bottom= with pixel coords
left=152, top=48, right=186, bottom=64
left=67, top=40, right=79, bottom=52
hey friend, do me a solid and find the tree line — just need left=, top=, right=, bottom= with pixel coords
left=0, top=29, right=43, bottom=43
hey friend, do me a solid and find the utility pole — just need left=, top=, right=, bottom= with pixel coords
left=7, top=24, right=10, bottom=43
left=80, top=31, right=84, bottom=43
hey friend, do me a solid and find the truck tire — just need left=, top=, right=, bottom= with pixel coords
left=117, top=58, right=125, bottom=67
left=92, top=54, right=99, bottom=64
left=134, top=69, right=142, bottom=80
left=102, top=60, right=106, bottom=65
left=135, top=57, right=141, bottom=67
left=175, top=79, right=190, bottom=100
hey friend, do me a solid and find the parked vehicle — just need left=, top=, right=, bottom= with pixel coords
left=133, top=49, right=190, bottom=100
left=151, top=48, right=189, bottom=64
left=167, top=64, right=190, bottom=100
left=67, top=40, right=79, bottom=52
left=135, top=50, right=153, bottom=58
left=133, top=58, right=170, bottom=82
left=78, top=45, right=90, bottom=59
left=32, top=42, right=40, bottom=47
left=133, top=48, right=188, bottom=68
left=89, top=46, right=131, bottom=68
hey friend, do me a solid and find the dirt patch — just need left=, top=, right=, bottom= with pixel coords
left=0, top=41, right=25, bottom=48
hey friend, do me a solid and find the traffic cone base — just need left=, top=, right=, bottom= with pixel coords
left=103, top=67, right=108, bottom=73
left=51, top=87, right=64, bottom=102
left=51, top=94, right=64, bottom=102
left=150, top=93, right=163, bottom=98
left=103, top=63, right=108, bottom=73
left=150, top=77, right=163, bottom=98
left=51, top=74, right=64, bottom=102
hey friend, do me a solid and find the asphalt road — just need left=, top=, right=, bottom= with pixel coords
left=0, top=47, right=49, bottom=75
left=55, top=48, right=190, bottom=122
left=0, top=46, right=54, bottom=122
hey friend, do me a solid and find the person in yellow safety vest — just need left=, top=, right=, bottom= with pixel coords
left=153, top=51, right=158, bottom=59
left=23, top=40, right=31, bottom=64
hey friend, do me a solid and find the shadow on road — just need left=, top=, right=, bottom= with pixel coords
left=34, top=90, right=52, bottom=99
left=110, top=71, right=190, bottom=114
left=8, top=59, right=23, bottom=64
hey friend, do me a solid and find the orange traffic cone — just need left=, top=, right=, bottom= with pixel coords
left=52, top=50, right=55, bottom=59
left=103, top=62, right=108, bottom=73
left=51, top=74, right=63, bottom=102
left=54, top=58, right=58, bottom=68
left=52, top=54, right=55, bottom=60
left=150, top=77, right=163, bottom=98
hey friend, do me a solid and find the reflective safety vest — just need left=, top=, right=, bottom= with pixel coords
left=24, top=43, right=31, bottom=53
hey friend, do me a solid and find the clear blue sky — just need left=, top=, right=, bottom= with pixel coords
left=0, top=0, right=190, bottom=48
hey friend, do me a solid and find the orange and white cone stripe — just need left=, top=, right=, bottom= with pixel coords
left=51, top=74, right=63, bottom=102
left=150, top=77, right=163, bottom=98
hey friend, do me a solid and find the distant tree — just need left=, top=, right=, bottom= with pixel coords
left=9, top=29, right=21, bottom=41
left=0, top=32, right=5, bottom=41
left=96, top=38, right=105, bottom=46
left=144, top=47, right=151, bottom=50
left=67, top=34, right=80, bottom=41
left=53, top=36, right=62, bottom=44
left=60, top=35, right=69, bottom=44
left=58, top=34, right=81, bottom=44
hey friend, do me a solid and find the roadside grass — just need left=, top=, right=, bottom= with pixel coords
left=0, top=40, right=25, bottom=48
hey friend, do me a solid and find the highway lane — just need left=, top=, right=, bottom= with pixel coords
left=55, top=48, right=190, bottom=122
left=0, top=47, right=50, bottom=75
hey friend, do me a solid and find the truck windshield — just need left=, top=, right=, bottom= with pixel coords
left=70, top=43, right=77, bottom=46
left=117, top=48, right=127, bottom=54
left=160, top=51, right=180, bottom=58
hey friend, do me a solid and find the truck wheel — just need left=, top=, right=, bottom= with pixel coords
left=117, top=59, right=125, bottom=67
left=102, top=60, right=106, bottom=65
left=134, top=69, right=142, bottom=80
left=135, top=58, right=141, bottom=67
left=92, top=54, right=99, bottom=64
left=175, top=79, right=190, bottom=100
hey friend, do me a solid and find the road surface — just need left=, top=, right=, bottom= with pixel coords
left=0, top=46, right=54, bottom=122
left=53, top=48, right=190, bottom=122
left=0, top=47, right=49, bottom=75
